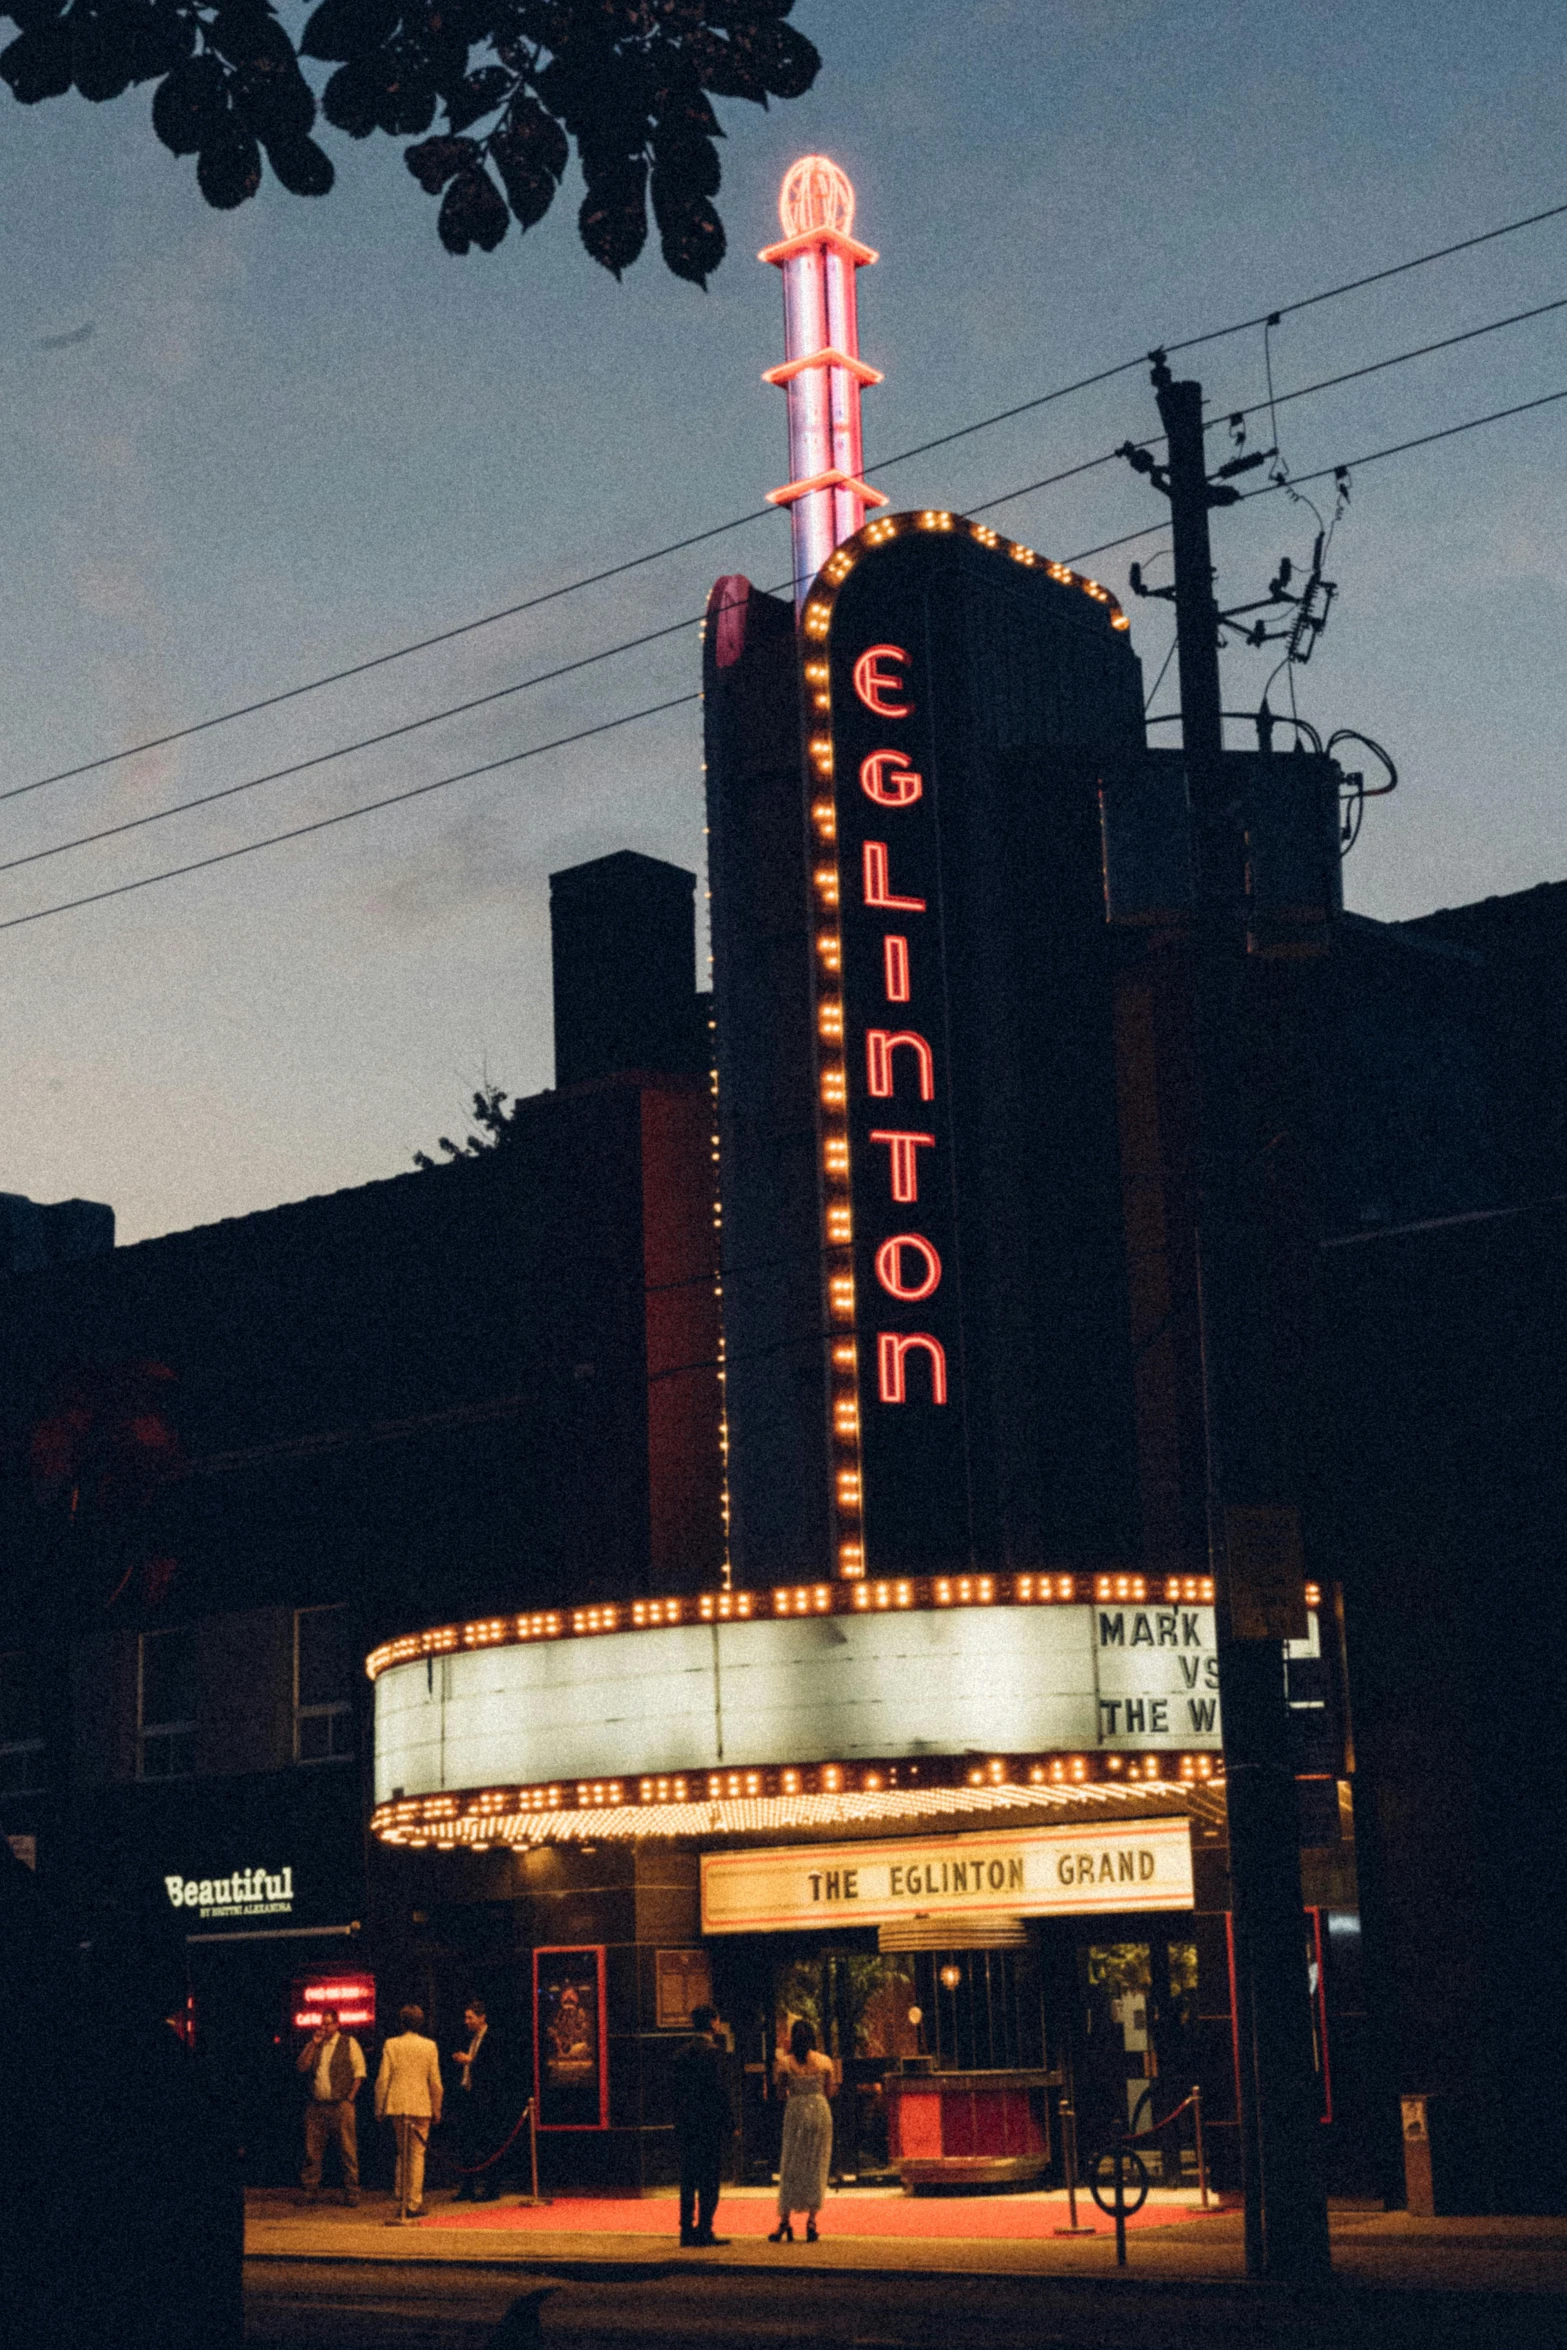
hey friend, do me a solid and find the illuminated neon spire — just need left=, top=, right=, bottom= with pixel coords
left=761, top=155, right=887, bottom=609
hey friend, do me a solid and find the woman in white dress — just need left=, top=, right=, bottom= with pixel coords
left=769, top=2018, right=839, bottom=2241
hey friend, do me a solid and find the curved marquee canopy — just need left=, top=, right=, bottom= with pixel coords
left=365, top=1574, right=1284, bottom=1846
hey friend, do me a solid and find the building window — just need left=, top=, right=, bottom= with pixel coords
left=295, top=1607, right=354, bottom=1764
left=0, top=1651, right=45, bottom=1796
left=138, top=1627, right=197, bottom=1780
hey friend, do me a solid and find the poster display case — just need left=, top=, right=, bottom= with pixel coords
left=533, top=1945, right=608, bottom=2130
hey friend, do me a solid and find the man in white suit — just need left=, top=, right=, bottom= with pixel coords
left=374, top=2004, right=443, bottom=2220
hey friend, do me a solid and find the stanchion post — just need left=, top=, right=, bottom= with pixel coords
left=1053, top=2098, right=1096, bottom=2236
left=1193, top=2082, right=1211, bottom=2209
left=1113, top=2146, right=1129, bottom=2268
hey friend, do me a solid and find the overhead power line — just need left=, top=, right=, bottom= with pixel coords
left=12, top=291, right=1564, bottom=880
left=1241, top=381, right=1567, bottom=501
left=1226, top=291, right=1567, bottom=432
left=0, top=693, right=699, bottom=937
left=1059, top=381, right=1567, bottom=567
left=7, top=193, right=1565, bottom=808
left=4, top=381, right=1564, bottom=943
left=976, top=290, right=1567, bottom=525
left=0, top=608, right=719, bottom=876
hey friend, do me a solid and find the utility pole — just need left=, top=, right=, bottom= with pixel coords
left=1128, top=357, right=1333, bottom=2282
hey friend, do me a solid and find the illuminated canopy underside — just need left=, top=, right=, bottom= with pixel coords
left=374, top=1774, right=1224, bottom=1850
left=368, top=1581, right=1256, bottom=1846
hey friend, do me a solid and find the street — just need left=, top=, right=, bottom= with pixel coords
left=246, top=2257, right=1567, bottom=2350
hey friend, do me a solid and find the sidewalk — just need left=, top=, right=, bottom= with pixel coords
left=244, top=2185, right=1567, bottom=2293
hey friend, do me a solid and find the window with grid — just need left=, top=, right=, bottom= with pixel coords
left=138, top=1627, right=197, bottom=1780
left=294, top=1606, right=354, bottom=1763
left=0, top=1651, right=45, bottom=1796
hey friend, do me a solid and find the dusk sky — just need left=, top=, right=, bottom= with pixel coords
left=2, top=0, right=1563, bottom=1242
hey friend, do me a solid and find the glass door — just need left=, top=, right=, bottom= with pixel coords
left=1074, top=1936, right=1198, bottom=2185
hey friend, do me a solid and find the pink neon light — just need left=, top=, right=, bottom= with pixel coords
left=863, top=841, right=925, bottom=911
left=866, top=1029, right=935, bottom=1101
left=778, top=155, right=856, bottom=242
left=883, top=935, right=911, bottom=1002
left=859, top=750, right=922, bottom=806
left=763, top=348, right=883, bottom=389
left=767, top=467, right=887, bottom=512
left=763, top=157, right=881, bottom=605
left=852, top=647, right=912, bottom=715
left=875, top=1233, right=942, bottom=1302
left=868, top=1129, right=935, bottom=1204
left=877, top=1330, right=948, bottom=1405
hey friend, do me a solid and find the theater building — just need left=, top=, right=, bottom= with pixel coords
left=10, top=158, right=1559, bottom=2216
left=359, top=159, right=1363, bottom=2201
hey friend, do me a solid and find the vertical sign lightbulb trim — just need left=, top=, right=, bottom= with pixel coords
left=802, top=593, right=863, bottom=1577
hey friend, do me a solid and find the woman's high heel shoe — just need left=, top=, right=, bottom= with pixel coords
left=805, top=2220, right=819, bottom=2242
left=768, top=2220, right=793, bottom=2243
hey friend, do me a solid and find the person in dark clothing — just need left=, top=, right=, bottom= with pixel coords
left=670, top=2004, right=731, bottom=2246
left=451, top=1997, right=506, bottom=2200
left=1, top=1845, right=243, bottom=2350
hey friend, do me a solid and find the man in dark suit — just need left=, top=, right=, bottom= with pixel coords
left=451, top=1998, right=506, bottom=2200
left=670, top=2004, right=731, bottom=2247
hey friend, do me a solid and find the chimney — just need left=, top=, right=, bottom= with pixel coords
left=549, top=850, right=708, bottom=1089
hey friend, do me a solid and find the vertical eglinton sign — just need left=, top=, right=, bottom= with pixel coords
left=807, top=576, right=970, bottom=1578
left=802, top=517, right=1135, bottom=1582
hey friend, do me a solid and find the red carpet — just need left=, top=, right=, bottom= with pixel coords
left=427, top=2189, right=1233, bottom=2240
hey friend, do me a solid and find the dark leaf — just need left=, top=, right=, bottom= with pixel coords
left=437, top=162, right=508, bottom=253
left=4, top=0, right=69, bottom=31
left=650, top=81, right=721, bottom=140
left=443, top=63, right=510, bottom=131
left=656, top=188, right=723, bottom=286
left=126, top=1, right=196, bottom=81
left=208, top=3, right=295, bottom=71
left=578, top=155, right=646, bottom=277
left=231, top=53, right=315, bottom=142
left=372, top=46, right=436, bottom=134
left=498, top=90, right=566, bottom=179
left=707, top=0, right=798, bottom=20
left=151, top=51, right=228, bottom=154
left=299, top=0, right=400, bottom=62
left=71, top=6, right=139, bottom=102
left=196, top=118, right=262, bottom=206
left=650, top=129, right=720, bottom=203
left=322, top=48, right=435, bottom=138
left=320, top=54, right=379, bottom=135
left=531, top=47, right=607, bottom=133
left=683, top=22, right=766, bottom=103
left=733, top=18, right=818, bottom=100
left=489, top=130, right=552, bottom=228
left=263, top=130, right=334, bottom=194
left=0, top=21, right=72, bottom=101
left=404, top=129, right=477, bottom=191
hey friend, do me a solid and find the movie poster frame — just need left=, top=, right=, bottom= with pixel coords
left=532, top=1943, right=609, bottom=2131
